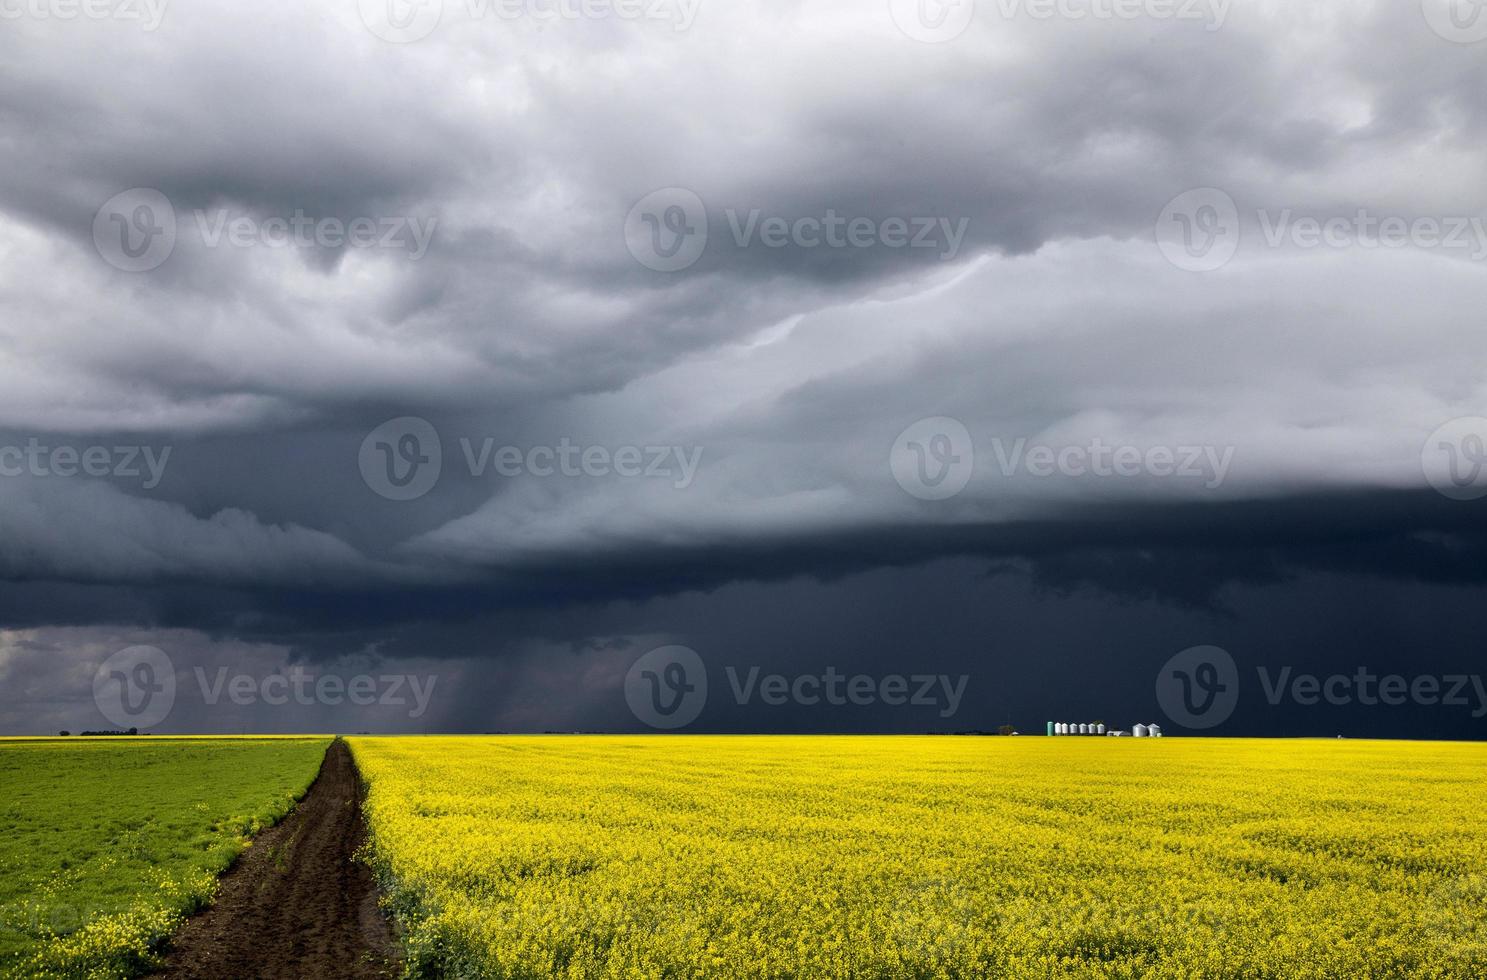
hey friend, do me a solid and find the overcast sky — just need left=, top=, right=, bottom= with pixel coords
left=2, top=0, right=1486, bottom=738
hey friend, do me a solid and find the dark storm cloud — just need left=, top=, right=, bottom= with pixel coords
left=1, top=1, right=1485, bottom=734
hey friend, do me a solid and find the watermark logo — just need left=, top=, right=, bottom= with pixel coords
left=93, top=188, right=176, bottom=273
left=0, top=439, right=172, bottom=489
left=988, top=0, right=1230, bottom=30
left=1156, top=187, right=1240, bottom=272
left=358, top=0, right=444, bottom=42
left=727, top=666, right=969, bottom=717
left=625, top=187, right=708, bottom=272
left=625, top=648, right=970, bottom=729
left=93, top=645, right=176, bottom=730
left=890, top=879, right=978, bottom=961
left=724, top=209, right=969, bottom=261
left=625, top=645, right=708, bottom=729
left=1257, top=210, right=1487, bottom=260
left=1424, top=875, right=1487, bottom=945
left=888, top=0, right=975, bottom=42
left=1156, top=644, right=1238, bottom=729
left=360, top=420, right=705, bottom=500
left=1421, top=417, right=1487, bottom=501
left=991, top=437, right=1234, bottom=488
left=625, top=189, right=971, bottom=272
left=0, top=0, right=169, bottom=30
left=1258, top=667, right=1487, bottom=716
left=193, top=208, right=437, bottom=259
left=459, top=437, right=703, bottom=489
left=195, top=666, right=436, bottom=718
left=358, top=0, right=698, bottom=41
left=93, top=189, right=437, bottom=269
left=891, top=417, right=974, bottom=501
left=360, top=416, right=443, bottom=501
left=1422, top=0, right=1487, bottom=43
left=1160, top=192, right=1487, bottom=270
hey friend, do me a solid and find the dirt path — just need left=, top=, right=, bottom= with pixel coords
left=151, top=739, right=400, bottom=980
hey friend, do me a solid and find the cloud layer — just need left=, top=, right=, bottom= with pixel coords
left=1, top=0, right=1485, bottom=732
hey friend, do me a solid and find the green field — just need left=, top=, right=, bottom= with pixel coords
left=0, top=737, right=329, bottom=980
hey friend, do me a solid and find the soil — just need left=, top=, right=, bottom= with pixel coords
left=150, top=739, right=400, bottom=980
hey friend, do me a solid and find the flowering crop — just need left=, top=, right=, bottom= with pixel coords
left=350, top=735, right=1487, bottom=979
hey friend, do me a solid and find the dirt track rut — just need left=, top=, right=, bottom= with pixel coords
left=151, top=739, right=399, bottom=980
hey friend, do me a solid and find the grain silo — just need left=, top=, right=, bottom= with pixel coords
left=1133, top=723, right=1149, bottom=738
left=1096, top=723, right=1106, bottom=735
left=1149, top=723, right=1163, bottom=738
left=1078, top=723, right=1089, bottom=735
left=1047, top=721, right=1055, bottom=736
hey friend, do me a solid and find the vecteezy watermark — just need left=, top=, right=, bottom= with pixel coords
left=92, top=189, right=176, bottom=272
left=1257, top=667, right=1487, bottom=717
left=1422, top=0, right=1487, bottom=43
left=93, top=646, right=177, bottom=730
left=356, top=0, right=700, bottom=43
left=1421, top=417, right=1487, bottom=501
left=625, top=645, right=709, bottom=729
left=988, top=0, right=1229, bottom=29
left=0, top=439, right=172, bottom=489
left=359, top=417, right=443, bottom=501
left=888, top=0, right=1229, bottom=42
left=1155, top=188, right=1241, bottom=272
left=624, top=188, right=971, bottom=272
left=888, top=0, right=977, bottom=42
left=1156, top=645, right=1239, bottom=730
left=623, top=645, right=971, bottom=729
left=1155, top=644, right=1487, bottom=730
left=193, top=208, right=437, bottom=260
left=990, top=437, right=1234, bottom=489
left=890, top=417, right=1235, bottom=501
left=359, top=416, right=704, bottom=500
left=891, top=417, right=975, bottom=501
left=195, top=666, right=436, bottom=719
left=1424, top=875, right=1487, bottom=945
left=1158, top=188, right=1487, bottom=271
left=459, top=437, right=703, bottom=489
left=91, top=189, right=437, bottom=272
left=1255, top=210, right=1487, bottom=260
left=91, top=646, right=438, bottom=727
left=726, top=666, right=969, bottom=717
left=0, top=0, right=168, bottom=30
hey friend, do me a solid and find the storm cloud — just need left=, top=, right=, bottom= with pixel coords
left=1, top=0, right=1484, bottom=736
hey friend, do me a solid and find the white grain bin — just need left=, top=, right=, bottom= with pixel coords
left=1060, top=722, right=1069, bottom=735
left=1096, top=723, right=1106, bottom=735
left=1054, top=723, right=1063, bottom=734
left=1149, top=723, right=1163, bottom=738
left=1133, top=723, right=1149, bottom=738
left=1079, top=723, right=1090, bottom=735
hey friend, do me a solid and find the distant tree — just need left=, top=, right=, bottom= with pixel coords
left=998, top=725, right=1015, bottom=736
left=59, top=731, right=70, bottom=737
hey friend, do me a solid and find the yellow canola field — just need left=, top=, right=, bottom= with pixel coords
left=347, top=736, right=1487, bottom=979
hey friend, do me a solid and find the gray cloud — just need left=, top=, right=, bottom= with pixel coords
left=1, top=0, right=1484, bottom=733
